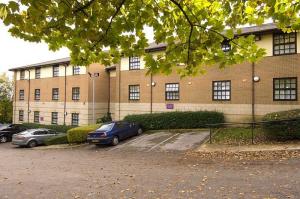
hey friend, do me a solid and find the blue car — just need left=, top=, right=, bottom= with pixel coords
left=87, top=121, right=143, bottom=146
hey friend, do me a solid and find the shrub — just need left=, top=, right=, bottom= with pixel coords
left=97, top=112, right=112, bottom=124
left=45, top=134, right=68, bottom=146
left=67, top=124, right=100, bottom=144
left=262, top=109, right=300, bottom=140
left=22, top=123, right=73, bottom=133
left=124, top=111, right=224, bottom=131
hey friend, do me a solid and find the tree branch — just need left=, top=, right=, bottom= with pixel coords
left=91, top=0, right=127, bottom=49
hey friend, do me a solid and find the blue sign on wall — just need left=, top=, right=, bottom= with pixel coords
left=166, top=104, right=174, bottom=109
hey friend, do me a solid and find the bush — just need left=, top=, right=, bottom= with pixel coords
left=45, top=134, right=68, bottom=146
left=22, top=123, right=74, bottom=133
left=97, top=112, right=112, bottom=124
left=262, top=109, right=300, bottom=140
left=67, top=124, right=100, bottom=143
left=124, top=111, right=224, bottom=131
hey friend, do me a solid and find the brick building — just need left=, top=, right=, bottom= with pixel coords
left=10, top=24, right=300, bottom=125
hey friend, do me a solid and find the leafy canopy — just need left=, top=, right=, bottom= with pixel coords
left=1, top=0, right=300, bottom=76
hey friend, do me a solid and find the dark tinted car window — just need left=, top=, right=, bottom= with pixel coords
left=34, top=131, right=47, bottom=135
left=48, top=130, right=56, bottom=134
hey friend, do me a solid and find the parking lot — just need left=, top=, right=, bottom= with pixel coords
left=1, top=131, right=300, bottom=199
left=100, top=130, right=210, bottom=152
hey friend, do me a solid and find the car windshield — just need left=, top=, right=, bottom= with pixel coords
left=18, top=129, right=36, bottom=135
left=97, top=123, right=114, bottom=131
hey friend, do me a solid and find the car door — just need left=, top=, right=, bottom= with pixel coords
left=33, top=130, right=48, bottom=144
left=46, top=130, right=57, bottom=140
left=115, top=122, right=128, bottom=140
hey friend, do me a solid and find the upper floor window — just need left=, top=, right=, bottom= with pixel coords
left=221, top=41, right=231, bottom=52
left=51, top=112, right=58, bottom=125
left=19, top=90, right=24, bottom=100
left=20, top=70, right=25, bottom=80
left=72, top=87, right=80, bottom=100
left=213, top=80, right=231, bottom=101
left=73, top=66, right=80, bottom=75
left=71, top=113, right=79, bottom=126
left=129, top=57, right=140, bottom=70
left=273, top=77, right=297, bottom=101
left=52, top=88, right=59, bottom=100
left=53, top=65, right=59, bottom=77
left=34, top=111, right=40, bottom=123
left=19, top=110, right=24, bottom=122
left=165, top=83, right=179, bottom=100
left=35, top=89, right=40, bottom=100
left=129, top=85, right=140, bottom=100
left=35, top=67, right=41, bottom=79
left=273, top=32, right=297, bottom=55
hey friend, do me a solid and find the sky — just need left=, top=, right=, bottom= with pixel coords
left=0, top=22, right=70, bottom=76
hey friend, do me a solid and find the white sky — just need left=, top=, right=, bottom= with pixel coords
left=0, top=22, right=70, bottom=76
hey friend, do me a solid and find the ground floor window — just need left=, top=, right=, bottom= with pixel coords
left=273, top=77, right=297, bottom=101
left=34, top=111, right=40, bottom=123
left=71, top=113, right=79, bottom=126
left=19, top=110, right=24, bottom=122
left=129, top=85, right=140, bottom=100
left=51, top=112, right=58, bottom=125
left=213, top=80, right=231, bottom=101
left=165, top=83, right=179, bottom=100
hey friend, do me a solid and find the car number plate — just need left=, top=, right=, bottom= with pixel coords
left=92, top=140, right=99, bottom=143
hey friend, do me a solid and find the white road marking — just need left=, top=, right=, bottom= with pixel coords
left=108, top=135, right=147, bottom=151
left=146, top=133, right=179, bottom=152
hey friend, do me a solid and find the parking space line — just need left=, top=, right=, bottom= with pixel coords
left=108, top=135, right=147, bottom=151
left=146, top=133, right=179, bottom=152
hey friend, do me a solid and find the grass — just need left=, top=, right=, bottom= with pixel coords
left=212, top=127, right=267, bottom=145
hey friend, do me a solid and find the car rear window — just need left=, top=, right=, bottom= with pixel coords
left=97, top=123, right=114, bottom=131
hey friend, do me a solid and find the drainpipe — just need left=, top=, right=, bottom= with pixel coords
left=13, top=73, right=17, bottom=123
left=118, top=65, right=121, bottom=120
left=150, top=73, right=153, bottom=114
left=27, top=70, right=31, bottom=123
left=63, top=64, right=67, bottom=125
left=251, top=62, right=256, bottom=123
left=107, top=70, right=111, bottom=114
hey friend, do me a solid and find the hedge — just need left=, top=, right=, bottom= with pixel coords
left=124, top=111, right=224, bottom=130
left=67, top=124, right=100, bottom=144
left=262, top=109, right=300, bottom=140
left=45, top=134, right=68, bottom=146
left=22, top=123, right=74, bottom=133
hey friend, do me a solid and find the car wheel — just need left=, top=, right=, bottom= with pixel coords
left=0, top=136, right=7, bottom=143
left=111, top=136, right=119, bottom=146
left=28, top=140, right=37, bottom=148
left=137, top=128, right=143, bottom=136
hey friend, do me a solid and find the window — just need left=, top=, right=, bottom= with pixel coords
left=129, top=57, right=140, bottom=70
left=20, top=70, right=25, bottom=80
left=129, top=85, right=140, bottom=100
left=51, top=112, right=58, bottom=125
left=35, top=67, right=41, bottom=79
left=34, top=130, right=47, bottom=135
left=19, top=110, right=24, bottom=122
left=165, top=83, right=179, bottom=100
left=213, top=81, right=231, bottom=101
left=72, top=87, right=80, bottom=100
left=52, top=88, right=59, bottom=100
left=19, top=90, right=24, bottom=100
left=53, top=65, right=59, bottom=77
left=34, top=111, right=40, bottom=123
left=273, top=32, right=297, bottom=55
left=221, top=41, right=231, bottom=52
left=73, top=66, right=80, bottom=75
left=34, top=89, right=40, bottom=100
left=273, top=77, right=297, bottom=101
left=71, top=113, right=79, bottom=126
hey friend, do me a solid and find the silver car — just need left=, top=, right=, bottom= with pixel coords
left=12, top=128, right=63, bottom=148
